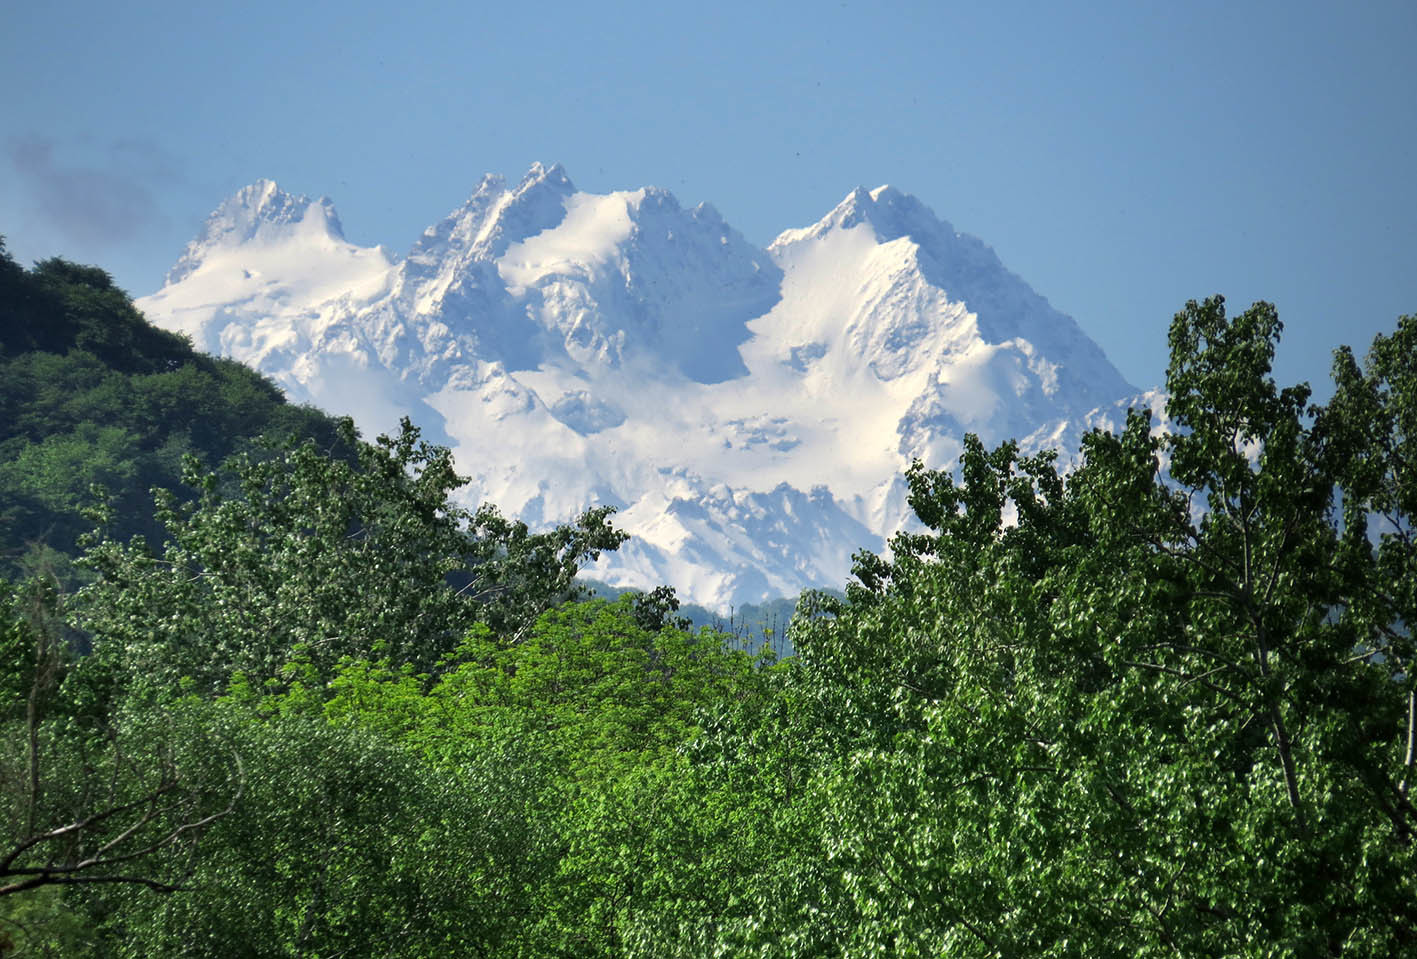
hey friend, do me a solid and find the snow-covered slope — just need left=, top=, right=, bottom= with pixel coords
left=137, top=164, right=1151, bottom=609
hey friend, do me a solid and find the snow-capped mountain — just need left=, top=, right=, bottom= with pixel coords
left=138, top=163, right=1153, bottom=608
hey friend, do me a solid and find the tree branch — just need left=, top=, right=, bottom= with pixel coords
left=1400, top=689, right=1416, bottom=799
left=1, top=752, right=243, bottom=897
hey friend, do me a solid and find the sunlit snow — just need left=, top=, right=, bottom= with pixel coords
left=136, top=165, right=1148, bottom=609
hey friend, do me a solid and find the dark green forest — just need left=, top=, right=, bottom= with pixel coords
left=0, top=240, right=360, bottom=585
left=2, top=241, right=1414, bottom=956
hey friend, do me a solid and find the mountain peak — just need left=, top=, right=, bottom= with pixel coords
left=164, top=180, right=345, bottom=285
left=516, top=161, right=574, bottom=194
left=770, top=183, right=953, bottom=252
left=139, top=169, right=1146, bottom=608
left=408, top=163, right=579, bottom=270
left=221, top=180, right=343, bottom=236
left=835, top=184, right=949, bottom=241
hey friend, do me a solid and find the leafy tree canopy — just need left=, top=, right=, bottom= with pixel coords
left=659, top=299, right=1417, bottom=955
left=75, top=417, right=627, bottom=691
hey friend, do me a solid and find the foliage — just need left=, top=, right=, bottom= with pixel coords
left=6, top=240, right=1414, bottom=956
left=0, top=241, right=347, bottom=579
left=58, top=597, right=756, bottom=957
left=319, top=595, right=761, bottom=955
left=0, top=883, right=99, bottom=958
left=655, top=300, right=1417, bottom=955
left=74, top=418, right=626, bottom=691
left=84, top=697, right=537, bottom=958
left=0, top=573, right=238, bottom=959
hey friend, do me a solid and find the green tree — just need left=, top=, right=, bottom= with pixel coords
left=662, top=301, right=1417, bottom=955
left=320, top=595, right=760, bottom=956
left=0, top=574, right=239, bottom=959
left=87, top=694, right=539, bottom=958
left=0, top=244, right=349, bottom=579
left=75, top=418, right=626, bottom=692
left=80, top=596, right=757, bottom=957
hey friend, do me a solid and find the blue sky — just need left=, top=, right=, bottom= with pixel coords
left=3, top=0, right=1414, bottom=396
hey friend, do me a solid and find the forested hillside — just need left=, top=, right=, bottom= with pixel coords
left=0, top=239, right=348, bottom=580
left=1, top=241, right=1414, bottom=955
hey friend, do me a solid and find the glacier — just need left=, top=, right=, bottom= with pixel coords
left=137, top=163, right=1160, bottom=609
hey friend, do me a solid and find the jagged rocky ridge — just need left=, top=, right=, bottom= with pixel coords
left=138, top=164, right=1161, bottom=608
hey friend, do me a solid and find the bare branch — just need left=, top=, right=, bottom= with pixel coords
left=1, top=751, right=243, bottom=898
left=0, top=781, right=178, bottom=873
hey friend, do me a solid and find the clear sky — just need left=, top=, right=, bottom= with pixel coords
left=3, top=0, right=1414, bottom=396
